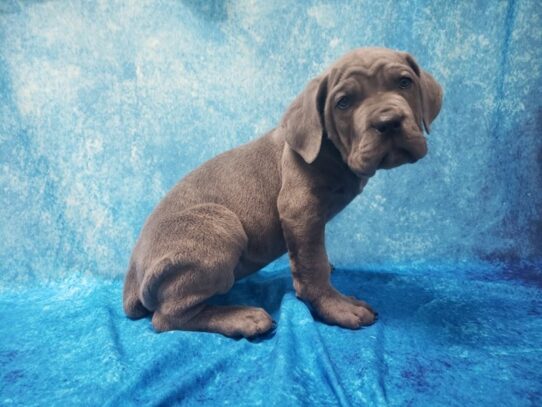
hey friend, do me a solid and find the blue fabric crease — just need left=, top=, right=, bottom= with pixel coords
left=1, top=265, right=542, bottom=405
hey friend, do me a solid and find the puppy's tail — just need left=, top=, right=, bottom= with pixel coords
left=123, top=263, right=151, bottom=319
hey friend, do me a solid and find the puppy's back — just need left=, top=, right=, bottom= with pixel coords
left=129, top=131, right=287, bottom=293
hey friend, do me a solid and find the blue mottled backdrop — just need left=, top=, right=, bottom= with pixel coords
left=1, top=1, right=541, bottom=406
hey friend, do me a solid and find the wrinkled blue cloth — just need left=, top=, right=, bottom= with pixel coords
left=1, top=0, right=541, bottom=406
left=2, top=263, right=542, bottom=406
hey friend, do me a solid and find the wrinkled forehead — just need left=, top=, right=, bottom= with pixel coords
left=327, top=48, right=414, bottom=88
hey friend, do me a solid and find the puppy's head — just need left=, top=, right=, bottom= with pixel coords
left=281, top=48, right=443, bottom=177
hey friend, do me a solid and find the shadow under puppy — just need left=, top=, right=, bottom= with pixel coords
left=123, top=47, right=443, bottom=338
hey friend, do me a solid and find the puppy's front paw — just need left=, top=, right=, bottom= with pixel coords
left=312, top=291, right=377, bottom=329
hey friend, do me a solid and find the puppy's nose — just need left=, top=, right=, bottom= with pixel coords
left=372, top=112, right=404, bottom=133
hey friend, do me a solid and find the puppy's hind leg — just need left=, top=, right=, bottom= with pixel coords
left=145, top=204, right=275, bottom=338
left=123, top=263, right=150, bottom=319
left=153, top=305, right=275, bottom=339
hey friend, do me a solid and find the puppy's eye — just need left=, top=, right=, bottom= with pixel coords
left=336, top=96, right=352, bottom=110
left=398, top=77, right=413, bottom=89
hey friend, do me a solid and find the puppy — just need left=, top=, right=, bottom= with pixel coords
left=123, top=48, right=443, bottom=337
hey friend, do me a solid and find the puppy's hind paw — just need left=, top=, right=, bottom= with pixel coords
left=225, top=307, right=275, bottom=339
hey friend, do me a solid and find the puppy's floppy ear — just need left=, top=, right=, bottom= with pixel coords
left=419, top=70, right=443, bottom=133
left=280, top=75, right=328, bottom=164
left=402, top=53, right=443, bottom=134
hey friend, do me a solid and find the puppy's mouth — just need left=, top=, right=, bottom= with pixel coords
left=378, top=148, right=418, bottom=169
left=348, top=126, right=427, bottom=177
left=354, top=169, right=376, bottom=178
left=351, top=143, right=425, bottom=177
left=379, top=127, right=428, bottom=169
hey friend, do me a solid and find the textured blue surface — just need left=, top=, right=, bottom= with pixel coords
left=1, top=0, right=541, bottom=406
left=2, top=264, right=542, bottom=406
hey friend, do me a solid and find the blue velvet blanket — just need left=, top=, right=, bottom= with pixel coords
left=2, top=263, right=542, bottom=405
left=1, top=0, right=541, bottom=406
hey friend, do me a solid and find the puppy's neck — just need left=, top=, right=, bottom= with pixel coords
left=313, top=137, right=366, bottom=194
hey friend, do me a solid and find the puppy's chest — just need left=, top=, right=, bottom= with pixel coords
left=326, top=183, right=360, bottom=220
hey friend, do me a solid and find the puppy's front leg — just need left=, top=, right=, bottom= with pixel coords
left=277, top=185, right=376, bottom=329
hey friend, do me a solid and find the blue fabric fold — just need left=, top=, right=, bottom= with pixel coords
left=2, top=264, right=541, bottom=406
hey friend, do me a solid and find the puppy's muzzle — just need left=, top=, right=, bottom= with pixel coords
left=348, top=98, right=427, bottom=176
left=371, top=110, right=405, bottom=134
left=371, top=106, right=427, bottom=160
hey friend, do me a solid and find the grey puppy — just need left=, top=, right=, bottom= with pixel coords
left=123, top=48, right=442, bottom=338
